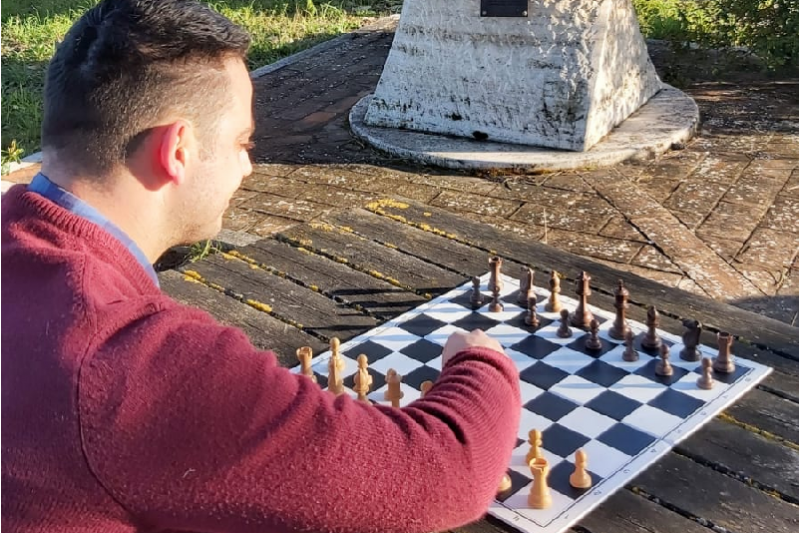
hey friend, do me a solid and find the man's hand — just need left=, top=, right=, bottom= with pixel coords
left=442, top=329, right=505, bottom=367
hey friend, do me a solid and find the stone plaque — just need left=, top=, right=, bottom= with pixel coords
left=480, top=0, right=528, bottom=17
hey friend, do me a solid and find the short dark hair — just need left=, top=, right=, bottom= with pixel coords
left=41, top=0, right=251, bottom=175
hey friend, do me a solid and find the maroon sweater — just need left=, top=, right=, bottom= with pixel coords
left=1, top=186, right=521, bottom=533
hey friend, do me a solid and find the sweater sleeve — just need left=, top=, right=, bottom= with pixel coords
left=79, top=302, right=521, bottom=533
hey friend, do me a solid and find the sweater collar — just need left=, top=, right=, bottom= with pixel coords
left=27, top=173, right=160, bottom=288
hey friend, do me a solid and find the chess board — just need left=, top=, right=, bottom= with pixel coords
left=290, top=271, right=772, bottom=533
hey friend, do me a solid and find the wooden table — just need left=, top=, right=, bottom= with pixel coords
left=159, top=198, right=799, bottom=533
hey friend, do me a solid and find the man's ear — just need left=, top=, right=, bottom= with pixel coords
left=158, top=121, right=192, bottom=185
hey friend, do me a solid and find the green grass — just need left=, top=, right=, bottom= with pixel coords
left=1, top=0, right=398, bottom=171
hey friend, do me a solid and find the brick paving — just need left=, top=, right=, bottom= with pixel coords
left=4, top=17, right=798, bottom=324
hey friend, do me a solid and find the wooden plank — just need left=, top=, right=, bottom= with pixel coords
left=576, top=489, right=711, bottom=533
left=367, top=199, right=799, bottom=358
left=726, top=389, right=799, bottom=445
left=677, top=418, right=799, bottom=502
left=158, top=270, right=325, bottom=366
left=277, top=223, right=466, bottom=296
left=237, top=238, right=428, bottom=320
left=632, top=452, right=799, bottom=533
left=182, top=253, right=379, bottom=342
left=322, top=209, right=492, bottom=276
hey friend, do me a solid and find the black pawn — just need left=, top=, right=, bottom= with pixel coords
left=585, top=319, right=603, bottom=351
left=470, top=276, right=484, bottom=309
left=557, top=309, right=573, bottom=338
left=622, top=329, right=639, bottom=362
left=655, top=344, right=674, bottom=377
left=525, top=297, right=540, bottom=328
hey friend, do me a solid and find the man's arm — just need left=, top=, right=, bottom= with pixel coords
left=80, top=304, right=521, bottom=533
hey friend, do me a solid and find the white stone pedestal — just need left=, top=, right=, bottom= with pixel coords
left=362, top=0, right=664, bottom=152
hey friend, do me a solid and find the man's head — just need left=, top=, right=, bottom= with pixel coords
left=41, top=0, right=255, bottom=249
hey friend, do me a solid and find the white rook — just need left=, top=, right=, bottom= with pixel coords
left=363, top=0, right=664, bottom=152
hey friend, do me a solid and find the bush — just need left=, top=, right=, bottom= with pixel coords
left=634, top=0, right=799, bottom=70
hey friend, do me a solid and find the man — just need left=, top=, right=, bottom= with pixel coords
left=1, top=0, right=521, bottom=531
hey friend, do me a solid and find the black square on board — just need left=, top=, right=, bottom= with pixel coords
left=576, top=360, right=629, bottom=388
left=509, top=335, right=561, bottom=360
left=541, top=423, right=591, bottom=457
left=501, top=290, right=546, bottom=307
left=634, top=359, right=689, bottom=386
left=506, top=312, right=554, bottom=332
left=400, top=338, right=442, bottom=363
left=598, top=423, right=656, bottom=455
left=549, top=460, right=603, bottom=499
left=585, top=390, right=642, bottom=421
left=566, top=334, right=617, bottom=358
left=519, top=362, right=569, bottom=390
left=524, top=392, right=579, bottom=421
left=495, top=469, right=531, bottom=503
left=403, top=365, right=441, bottom=390
left=453, top=312, right=501, bottom=332
left=710, top=363, right=749, bottom=385
left=398, top=314, right=448, bottom=337
left=647, top=388, right=705, bottom=418
left=344, top=340, right=393, bottom=362
left=342, top=367, right=386, bottom=393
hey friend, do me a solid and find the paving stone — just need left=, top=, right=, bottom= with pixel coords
left=461, top=212, right=546, bottom=241
left=639, top=150, right=706, bottom=182
left=631, top=245, right=683, bottom=274
left=222, top=207, right=262, bottom=233
left=736, top=227, right=799, bottom=271
left=369, top=178, right=443, bottom=203
left=251, top=164, right=300, bottom=177
left=598, top=215, right=648, bottom=243
left=250, top=214, right=301, bottom=237
left=696, top=200, right=767, bottom=241
left=300, top=111, right=338, bottom=127
left=291, top=166, right=377, bottom=188
left=675, top=276, right=711, bottom=298
left=296, top=184, right=378, bottom=208
left=721, top=174, right=788, bottom=208
left=409, top=173, right=500, bottom=195
left=241, top=174, right=308, bottom=197
left=240, top=194, right=331, bottom=222
left=432, top=189, right=522, bottom=218
left=761, top=193, right=800, bottom=234
left=634, top=177, right=681, bottom=203
left=695, top=232, right=746, bottom=264
left=734, top=266, right=786, bottom=296
left=591, top=258, right=684, bottom=288
left=541, top=230, right=644, bottom=264
left=663, top=179, right=731, bottom=226
left=748, top=158, right=799, bottom=172
left=230, top=188, right=260, bottom=207
left=689, top=155, right=749, bottom=184
left=324, top=94, right=364, bottom=114
left=512, top=195, right=615, bottom=233
left=541, top=173, right=595, bottom=194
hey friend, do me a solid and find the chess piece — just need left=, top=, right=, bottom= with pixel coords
left=545, top=270, right=562, bottom=313
left=697, top=357, right=715, bottom=390
left=585, top=319, right=603, bottom=351
left=497, top=473, right=513, bottom=494
left=557, top=309, right=573, bottom=338
left=680, top=319, right=702, bottom=362
left=641, top=306, right=662, bottom=351
left=622, top=329, right=639, bottom=362
left=470, top=276, right=484, bottom=309
left=419, top=380, right=434, bottom=398
left=327, top=353, right=344, bottom=395
left=608, top=280, right=630, bottom=340
left=525, top=429, right=542, bottom=464
left=384, top=369, right=404, bottom=407
left=570, top=271, right=594, bottom=328
left=713, top=331, right=735, bottom=373
left=489, top=285, right=503, bottom=313
left=518, top=267, right=535, bottom=306
left=489, top=256, right=503, bottom=294
left=569, top=449, right=592, bottom=489
left=528, top=458, right=551, bottom=509
left=525, top=297, right=540, bottom=328
left=296, top=346, right=316, bottom=383
left=330, top=337, right=346, bottom=372
left=655, top=344, right=674, bottom=377
left=352, top=354, right=373, bottom=403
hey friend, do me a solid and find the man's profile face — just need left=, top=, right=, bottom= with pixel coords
left=179, top=57, right=254, bottom=244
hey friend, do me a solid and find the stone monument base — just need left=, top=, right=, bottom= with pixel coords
left=350, top=85, right=699, bottom=171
